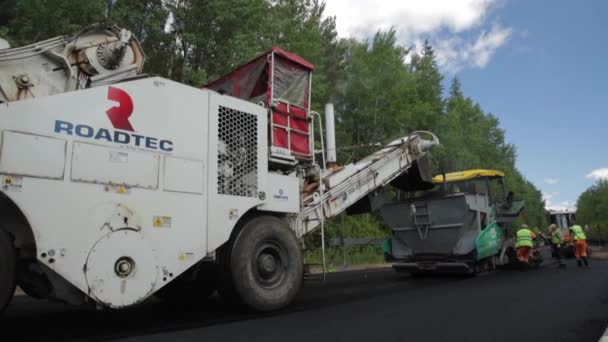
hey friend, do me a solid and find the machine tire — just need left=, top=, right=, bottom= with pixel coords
left=226, top=216, right=303, bottom=312
left=217, top=243, right=239, bottom=306
left=0, top=229, right=17, bottom=315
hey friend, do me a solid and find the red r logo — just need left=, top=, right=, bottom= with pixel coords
left=106, top=87, right=134, bottom=131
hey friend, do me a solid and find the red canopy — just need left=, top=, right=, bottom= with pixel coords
left=203, top=47, right=315, bottom=160
left=203, top=47, right=314, bottom=107
left=269, top=47, right=315, bottom=71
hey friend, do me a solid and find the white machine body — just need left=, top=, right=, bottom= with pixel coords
left=0, top=77, right=283, bottom=307
left=0, top=27, right=438, bottom=310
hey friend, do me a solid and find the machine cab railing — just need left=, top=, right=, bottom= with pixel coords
left=204, top=47, right=314, bottom=165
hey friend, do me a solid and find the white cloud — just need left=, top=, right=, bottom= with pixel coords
left=324, top=0, right=496, bottom=39
left=586, top=168, right=608, bottom=181
left=323, top=0, right=512, bottom=72
left=544, top=177, right=559, bottom=185
left=547, top=200, right=576, bottom=211
left=469, top=24, right=512, bottom=67
left=547, top=204, right=576, bottom=211
left=543, top=191, right=575, bottom=211
left=434, top=24, right=512, bottom=72
left=542, top=191, right=558, bottom=202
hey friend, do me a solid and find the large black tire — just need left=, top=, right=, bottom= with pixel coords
left=0, top=229, right=17, bottom=315
left=223, top=216, right=303, bottom=312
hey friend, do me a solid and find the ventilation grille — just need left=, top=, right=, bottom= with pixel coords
left=217, top=106, right=258, bottom=197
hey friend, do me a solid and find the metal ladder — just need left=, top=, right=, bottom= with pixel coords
left=412, top=202, right=431, bottom=240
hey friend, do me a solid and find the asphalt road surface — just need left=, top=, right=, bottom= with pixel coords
left=3, top=257, right=608, bottom=342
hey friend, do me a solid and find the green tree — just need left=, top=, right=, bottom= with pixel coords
left=110, top=0, right=173, bottom=78
left=163, top=0, right=271, bottom=85
left=0, top=0, right=16, bottom=27
left=8, top=0, right=106, bottom=44
left=576, top=179, right=608, bottom=238
left=335, top=29, right=417, bottom=160
left=409, top=40, right=444, bottom=130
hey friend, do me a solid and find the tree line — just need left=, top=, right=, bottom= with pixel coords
left=576, top=180, right=608, bottom=239
left=0, top=0, right=548, bottom=230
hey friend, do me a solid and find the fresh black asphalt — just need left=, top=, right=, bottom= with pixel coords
left=2, top=257, right=608, bottom=342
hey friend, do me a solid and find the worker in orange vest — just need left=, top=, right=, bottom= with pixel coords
left=570, top=224, right=589, bottom=267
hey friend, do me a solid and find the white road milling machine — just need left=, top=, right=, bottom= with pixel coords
left=0, top=24, right=439, bottom=313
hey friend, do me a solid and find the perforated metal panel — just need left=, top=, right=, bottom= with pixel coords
left=217, top=106, right=258, bottom=197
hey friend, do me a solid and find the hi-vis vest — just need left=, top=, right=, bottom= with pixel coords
left=551, top=230, right=562, bottom=244
left=571, top=225, right=586, bottom=241
left=516, top=229, right=534, bottom=248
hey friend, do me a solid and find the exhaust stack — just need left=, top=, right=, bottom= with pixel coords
left=324, top=103, right=337, bottom=169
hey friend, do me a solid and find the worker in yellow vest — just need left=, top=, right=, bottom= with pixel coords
left=515, top=224, right=536, bottom=263
left=570, top=224, right=589, bottom=267
left=549, top=224, right=566, bottom=268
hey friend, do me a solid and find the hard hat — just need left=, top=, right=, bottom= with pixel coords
left=549, top=224, right=557, bottom=229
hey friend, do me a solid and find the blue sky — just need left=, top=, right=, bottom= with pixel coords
left=456, top=0, right=607, bottom=210
left=325, top=0, right=608, bottom=210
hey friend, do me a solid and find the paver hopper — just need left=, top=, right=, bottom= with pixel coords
left=378, top=169, right=524, bottom=274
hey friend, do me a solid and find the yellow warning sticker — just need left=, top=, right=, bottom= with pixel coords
left=1, top=175, right=22, bottom=192
left=104, top=184, right=130, bottom=194
left=153, top=216, right=172, bottom=228
left=178, top=252, right=194, bottom=261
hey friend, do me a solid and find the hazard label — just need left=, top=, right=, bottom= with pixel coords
left=2, top=175, right=22, bottom=192
left=104, top=184, right=130, bottom=194
left=153, top=216, right=172, bottom=228
left=178, top=252, right=194, bottom=261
